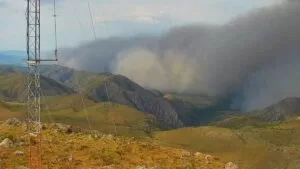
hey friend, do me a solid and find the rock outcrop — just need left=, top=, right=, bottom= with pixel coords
left=15, top=166, right=30, bottom=169
left=50, top=123, right=73, bottom=133
left=0, top=138, right=14, bottom=148
left=225, top=162, right=239, bottom=169
left=13, top=150, right=25, bottom=157
left=3, top=118, right=22, bottom=126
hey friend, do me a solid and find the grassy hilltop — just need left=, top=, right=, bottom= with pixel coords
left=155, top=119, right=300, bottom=169
left=0, top=124, right=226, bottom=169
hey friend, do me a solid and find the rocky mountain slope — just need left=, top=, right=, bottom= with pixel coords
left=42, top=65, right=235, bottom=128
left=0, top=65, right=231, bottom=129
left=84, top=75, right=185, bottom=129
left=39, top=65, right=186, bottom=128
left=213, top=97, right=300, bottom=129
left=1, top=64, right=300, bottom=169
left=256, top=97, right=300, bottom=121
left=2, top=65, right=300, bottom=130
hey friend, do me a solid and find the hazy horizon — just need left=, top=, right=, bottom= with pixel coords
left=0, top=0, right=283, bottom=50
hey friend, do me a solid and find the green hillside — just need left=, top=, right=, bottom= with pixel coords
left=0, top=74, right=27, bottom=100
left=212, top=115, right=268, bottom=129
left=0, top=65, right=237, bottom=129
left=41, top=95, right=156, bottom=137
left=164, top=93, right=235, bottom=126
left=0, top=66, right=170, bottom=136
left=39, top=65, right=239, bottom=128
left=0, top=73, right=73, bottom=101
left=164, top=93, right=221, bottom=108
left=0, top=100, right=25, bottom=121
left=155, top=120, right=300, bottom=169
left=0, top=94, right=157, bottom=137
left=39, top=65, right=187, bottom=128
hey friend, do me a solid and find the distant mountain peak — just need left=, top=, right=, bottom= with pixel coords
left=0, top=51, right=26, bottom=66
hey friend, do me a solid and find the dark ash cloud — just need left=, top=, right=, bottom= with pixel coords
left=60, top=1, right=300, bottom=111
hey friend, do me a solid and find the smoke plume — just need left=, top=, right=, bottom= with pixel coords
left=60, top=1, right=300, bottom=111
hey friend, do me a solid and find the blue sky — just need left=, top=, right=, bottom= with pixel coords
left=0, top=0, right=283, bottom=51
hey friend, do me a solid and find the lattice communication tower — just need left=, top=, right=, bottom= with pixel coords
left=26, top=0, right=57, bottom=168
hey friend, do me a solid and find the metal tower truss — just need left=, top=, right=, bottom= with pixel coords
left=27, top=63, right=42, bottom=168
left=26, top=0, right=57, bottom=168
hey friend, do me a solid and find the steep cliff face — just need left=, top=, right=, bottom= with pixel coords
left=85, top=75, right=185, bottom=129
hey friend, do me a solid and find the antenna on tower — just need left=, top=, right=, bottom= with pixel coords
left=53, top=0, right=58, bottom=61
left=26, top=0, right=58, bottom=168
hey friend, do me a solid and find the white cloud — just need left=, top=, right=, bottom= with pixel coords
left=135, top=16, right=158, bottom=24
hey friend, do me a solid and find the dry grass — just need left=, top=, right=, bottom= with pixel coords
left=0, top=125, right=225, bottom=169
left=0, top=97, right=154, bottom=138
left=0, top=100, right=25, bottom=121
left=155, top=121, right=300, bottom=169
left=41, top=100, right=152, bottom=138
left=0, top=108, right=23, bottom=121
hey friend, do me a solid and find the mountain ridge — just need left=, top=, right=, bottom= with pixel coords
left=3, top=64, right=300, bottom=130
left=256, top=97, right=300, bottom=121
